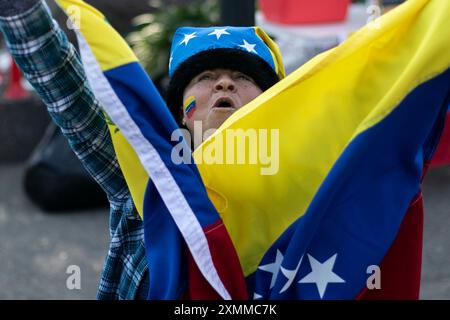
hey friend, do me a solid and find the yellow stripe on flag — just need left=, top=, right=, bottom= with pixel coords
left=194, top=0, right=450, bottom=276
left=57, top=0, right=148, bottom=217
left=58, top=0, right=450, bottom=278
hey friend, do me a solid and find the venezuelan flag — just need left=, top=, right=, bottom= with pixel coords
left=192, top=0, right=450, bottom=299
left=59, top=0, right=449, bottom=300
left=56, top=0, right=248, bottom=299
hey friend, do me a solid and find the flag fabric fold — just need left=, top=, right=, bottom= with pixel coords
left=431, top=106, right=450, bottom=166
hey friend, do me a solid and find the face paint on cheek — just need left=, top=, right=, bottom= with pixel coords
left=183, top=95, right=197, bottom=119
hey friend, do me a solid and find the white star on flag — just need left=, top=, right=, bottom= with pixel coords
left=299, top=254, right=345, bottom=299
left=208, top=28, right=230, bottom=40
left=257, top=249, right=284, bottom=289
left=169, top=55, right=173, bottom=69
left=239, top=39, right=257, bottom=54
left=253, top=292, right=263, bottom=300
left=180, top=32, right=197, bottom=46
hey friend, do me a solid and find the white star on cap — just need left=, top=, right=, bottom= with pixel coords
left=299, top=254, right=345, bottom=299
left=180, top=32, right=197, bottom=46
left=208, top=28, right=230, bottom=40
left=239, top=39, right=257, bottom=54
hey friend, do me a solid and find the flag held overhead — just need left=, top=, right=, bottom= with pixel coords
left=58, top=0, right=450, bottom=300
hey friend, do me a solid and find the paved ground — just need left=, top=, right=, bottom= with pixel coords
left=0, top=163, right=449, bottom=300
left=0, top=164, right=109, bottom=299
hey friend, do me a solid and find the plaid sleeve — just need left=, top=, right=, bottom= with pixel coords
left=0, top=0, right=130, bottom=202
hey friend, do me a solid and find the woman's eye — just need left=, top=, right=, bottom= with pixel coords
left=198, top=74, right=213, bottom=81
left=236, top=74, right=251, bottom=81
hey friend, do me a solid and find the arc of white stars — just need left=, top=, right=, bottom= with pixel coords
left=180, top=32, right=197, bottom=46
left=239, top=39, right=257, bottom=54
left=298, top=253, right=345, bottom=299
left=208, top=28, right=230, bottom=40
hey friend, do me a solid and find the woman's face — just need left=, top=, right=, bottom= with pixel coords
left=182, top=69, right=263, bottom=136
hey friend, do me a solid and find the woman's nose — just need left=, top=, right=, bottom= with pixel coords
left=214, top=75, right=236, bottom=92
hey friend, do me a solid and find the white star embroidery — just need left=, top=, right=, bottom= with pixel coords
left=208, top=28, right=230, bottom=40
left=180, top=32, right=197, bottom=46
left=299, top=254, right=345, bottom=299
left=239, top=39, right=257, bottom=54
left=257, top=250, right=283, bottom=289
left=279, top=255, right=304, bottom=294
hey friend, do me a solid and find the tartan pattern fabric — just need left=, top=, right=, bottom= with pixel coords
left=0, top=0, right=148, bottom=300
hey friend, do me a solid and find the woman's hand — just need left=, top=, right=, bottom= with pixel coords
left=0, top=0, right=39, bottom=17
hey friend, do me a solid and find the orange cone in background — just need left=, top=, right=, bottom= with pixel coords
left=4, top=58, right=29, bottom=100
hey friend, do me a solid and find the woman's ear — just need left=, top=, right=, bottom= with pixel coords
left=180, top=108, right=187, bottom=126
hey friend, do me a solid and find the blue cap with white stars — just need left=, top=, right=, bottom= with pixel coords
left=168, top=26, right=285, bottom=80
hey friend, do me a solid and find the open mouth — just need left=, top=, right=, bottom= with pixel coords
left=212, top=97, right=236, bottom=109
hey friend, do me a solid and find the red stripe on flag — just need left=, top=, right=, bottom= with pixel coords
left=187, top=220, right=248, bottom=300
left=431, top=113, right=450, bottom=167
left=356, top=192, right=423, bottom=300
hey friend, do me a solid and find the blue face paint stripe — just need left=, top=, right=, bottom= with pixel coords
left=247, top=67, right=450, bottom=300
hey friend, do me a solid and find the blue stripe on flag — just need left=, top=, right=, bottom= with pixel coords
left=104, top=62, right=220, bottom=227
